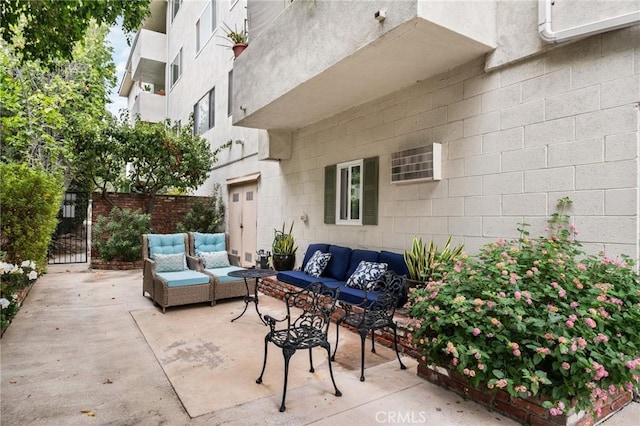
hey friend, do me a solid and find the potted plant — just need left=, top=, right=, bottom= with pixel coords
left=404, top=235, right=463, bottom=287
left=271, top=222, right=297, bottom=271
left=217, top=22, right=248, bottom=59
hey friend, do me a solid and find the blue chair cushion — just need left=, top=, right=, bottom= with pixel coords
left=157, top=270, right=210, bottom=287
left=302, top=243, right=330, bottom=269
left=148, top=233, right=186, bottom=257
left=326, top=245, right=352, bottom=280
left=194, top=232, right=226, bottom=254
left=205, top=266, right=246, bottom=283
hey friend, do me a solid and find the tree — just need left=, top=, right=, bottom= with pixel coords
left=1, top=23, right=118, bottom=188
left=98, top=115, right=219, bottom=212
left=0, top=0, right=149, bottom=65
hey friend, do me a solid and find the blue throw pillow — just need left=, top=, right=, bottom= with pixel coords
left=346, top=261, right=388, bottom=290
left=303, top=250, right=332, bottom=278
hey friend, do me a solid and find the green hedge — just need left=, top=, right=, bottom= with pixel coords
left=0, top=163, right=63, bottom=270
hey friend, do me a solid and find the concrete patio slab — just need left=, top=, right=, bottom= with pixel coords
left=1, top=264, right=638, bottom=425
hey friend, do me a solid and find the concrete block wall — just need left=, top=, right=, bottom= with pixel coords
left=271, top=25, right=639, bottom=263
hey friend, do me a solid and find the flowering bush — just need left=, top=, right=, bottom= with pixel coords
left=1, top=260, right=38, bottom=329
left=406, top=198, right=640, bottom=417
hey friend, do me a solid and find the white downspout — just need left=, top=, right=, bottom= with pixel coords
left=538, top=0, right=640, bottom=44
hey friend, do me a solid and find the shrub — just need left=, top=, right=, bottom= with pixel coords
left=0, top=163, right=64, bottom=270
left=406, top=198, right=640, bottom=418
left=176, top=184, right=225, bottom=233
left=1, top=260, right=38, bottom=329
left=93, top=207, right=151, bottom=261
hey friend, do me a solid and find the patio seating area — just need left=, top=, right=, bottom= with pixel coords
left=1, top=264, right=638, bottom=425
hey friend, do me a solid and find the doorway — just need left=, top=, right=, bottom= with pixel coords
left=227, top=181, right=258, bottom=268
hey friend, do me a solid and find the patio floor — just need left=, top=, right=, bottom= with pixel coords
left=1, top=264, right=637, bottom=425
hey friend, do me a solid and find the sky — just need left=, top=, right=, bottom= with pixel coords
left=106, top=23, right=130, bottom=117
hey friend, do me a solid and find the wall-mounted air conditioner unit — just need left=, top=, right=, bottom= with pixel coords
left=390, top=143, right=441, bottom=184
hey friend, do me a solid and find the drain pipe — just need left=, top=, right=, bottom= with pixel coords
left=538, top=0, right=640, bottom=43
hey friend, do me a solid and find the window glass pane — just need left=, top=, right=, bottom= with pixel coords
left=339, top=168, right=349, bottom=220
left=172, top=0, right=181, bottom=20
left=211, top=0, right=217, bottom=31
left=350, top=165, right=360, bottom=220
left=197, top=3, right=211, bottom=52
left=195, top=93, right=209, bottom=134
left=209, top=88, right=215, bottom=128
left=171, top=50, right=181, bottom=86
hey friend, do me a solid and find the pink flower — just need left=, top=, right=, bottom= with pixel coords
left=562, top=362, right=571, bottom=370
left=513, top=349, right=521, bottom=357
left=477, top=363, right=485, bottom=371
left=584, top=318, right=597, bottom=328
left=566, top=320, right=574, bottom=328
left=558, top=289, right=566, bottom=298
left=472, top=328, right=481, bottom=336
left=578, top=263, right=587, bottom=270
left=514, top=291, right=522, bottom=300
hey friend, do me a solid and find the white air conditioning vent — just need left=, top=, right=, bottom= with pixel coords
left=391, top=143, right=441, bottom=184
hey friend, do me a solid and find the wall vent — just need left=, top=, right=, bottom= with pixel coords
left=391, top=143, right=441, bottom=184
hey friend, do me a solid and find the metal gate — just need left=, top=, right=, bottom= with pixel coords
left=48, top=191, right=90, bottom=264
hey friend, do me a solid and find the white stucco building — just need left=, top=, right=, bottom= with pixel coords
left=120, top=0, right=640, bottom=267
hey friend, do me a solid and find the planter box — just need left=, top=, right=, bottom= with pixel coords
left=417, top=362, right=633, bottom=426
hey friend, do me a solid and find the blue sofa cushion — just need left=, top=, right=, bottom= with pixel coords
left=193, top=232, right=226, bottom=254
left=346, top=249, right=380, bottom=278
left=205, top=265, right=246, bottom=283
left=148, top=233, right=185, bottom=257
left=277, top=271, right=340, bottom=289
left=379, top=250, right=409, bottom=276
left=326, top=245, right=352, bottom=280
left=302, top=243, right=330, bottom=269
left=157, top=270, right=210, bottom=287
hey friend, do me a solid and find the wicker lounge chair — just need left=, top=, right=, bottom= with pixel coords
left=142, top=233, right=214, bottom=313
left=188, top=232, right=248, bottom=301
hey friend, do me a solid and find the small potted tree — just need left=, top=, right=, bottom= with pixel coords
left=271, top=222, right=297, bottom=271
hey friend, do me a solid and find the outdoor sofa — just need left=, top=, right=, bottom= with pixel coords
left=276, top=243, right=409, bottom=306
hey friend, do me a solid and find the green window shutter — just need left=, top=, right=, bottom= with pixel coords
left=362, top=156, right=378, bottom=225
left=324, top=164, right=336, bottom=224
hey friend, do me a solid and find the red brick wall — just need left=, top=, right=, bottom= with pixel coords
left=91, top=192, right=212, bottom=268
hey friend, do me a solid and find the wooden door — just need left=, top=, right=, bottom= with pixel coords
left=228, top=182, right=257, bottom=267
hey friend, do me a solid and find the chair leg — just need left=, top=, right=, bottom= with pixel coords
left=331, top=317, right=343, bottom=361
left=358, top=328, right=368, bottom=382
left=371, top=330, right=376, bottom=353
left=280, top=347, right=296, bottom=412
left=256, top=335, right=270, bottom=384
left=308, top=348, right=314, bottom=373
left=392, top=325, right=407, bottom=370
left=323, top=342, right=342, bottom=397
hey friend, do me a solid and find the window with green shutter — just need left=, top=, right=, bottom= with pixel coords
left=324, top=157, right=378, bottom=225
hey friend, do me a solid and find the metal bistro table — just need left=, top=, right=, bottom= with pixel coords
left=227, top=268, right=277, bottom=325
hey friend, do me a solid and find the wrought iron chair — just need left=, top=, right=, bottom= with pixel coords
left=331, top=271, right=407, bottom=381
left=256, top=282, right=342, bottom=412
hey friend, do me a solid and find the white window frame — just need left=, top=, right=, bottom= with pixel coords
left=227, top=70, right=233, bottom=117
left=335, top=159, right=363, bottom=226
left=170, top=48, right=182, bottom=88
left=230, top=0, right=239, bottom=10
